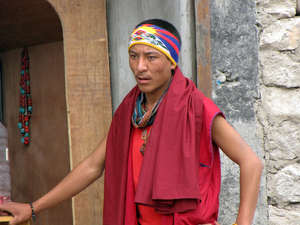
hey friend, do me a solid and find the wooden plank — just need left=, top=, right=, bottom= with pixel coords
left=0, top=216, right=14, bottom=222
left=195, top=0, right=212, bottom=99
left=0, top=216, right=29, bottom=225
left=47, top=0, right=112, bottom=224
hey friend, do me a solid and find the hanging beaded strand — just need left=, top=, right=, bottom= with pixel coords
left=18, top=47, right=32, bottom=145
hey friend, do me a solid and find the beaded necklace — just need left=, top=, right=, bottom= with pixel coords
left=18, top=47, right=32, bottom=145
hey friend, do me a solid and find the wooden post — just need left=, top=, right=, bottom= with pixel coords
left=47, top=0, right=111, bottom=224
left=195, top=0, right=212, bottom=99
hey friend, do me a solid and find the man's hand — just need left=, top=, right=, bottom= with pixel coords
left=0, top=202, right=32, bottom=225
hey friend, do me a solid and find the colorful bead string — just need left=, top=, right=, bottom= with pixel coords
left=18, top=47, right=32, bottom=145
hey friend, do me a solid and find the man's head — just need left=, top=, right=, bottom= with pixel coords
left=128, top=19, right=181, bottom=67
left=128, top=19, right=182, bottom=103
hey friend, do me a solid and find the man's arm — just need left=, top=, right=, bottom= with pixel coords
left=0, top=134, right=108, bottom=225
left=211, top=114, right=263, bottom=225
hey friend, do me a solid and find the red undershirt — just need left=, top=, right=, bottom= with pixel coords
left=132, top=125, right=162, bottom=225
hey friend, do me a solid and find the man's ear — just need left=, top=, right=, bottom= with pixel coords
left=171, top=65, right=176, bottom=75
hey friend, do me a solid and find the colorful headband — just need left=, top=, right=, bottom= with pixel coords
left=128, top=24, right=181, bottom=66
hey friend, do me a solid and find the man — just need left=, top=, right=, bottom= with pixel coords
left=0, top=19, right=262, bottom=225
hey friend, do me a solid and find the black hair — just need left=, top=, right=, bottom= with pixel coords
left=135, top=19, right=182, bottom=47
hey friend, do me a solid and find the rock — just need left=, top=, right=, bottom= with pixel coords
left=268, top=164, right=300, bottom=207
left=260, top=87, right=300, bottom=122
left=260, top=50, right=300, bottom=87
left=256, top=0, right=296, bottom=19
left=268, top=205, right=300, bottom=225
left=260, top=18, right=300, bottom=51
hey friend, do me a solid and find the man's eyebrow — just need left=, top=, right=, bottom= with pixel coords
left=145, top=51, right=159, bottom=55
left=129, top=50, right=137, bottom=54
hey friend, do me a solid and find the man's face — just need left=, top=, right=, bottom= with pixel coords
left=129, top=44, right=175, bottom=101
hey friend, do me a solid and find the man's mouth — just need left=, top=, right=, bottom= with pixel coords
left=137, top=75, right=151, bottom=80
left=136, top=75, right=151, bottom=84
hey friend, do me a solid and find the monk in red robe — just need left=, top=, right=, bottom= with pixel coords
left=0, top=19, right=262, bottom=225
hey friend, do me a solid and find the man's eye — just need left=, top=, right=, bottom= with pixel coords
left=130, top=54, right=137, bottom=59
left=148, top=56, right=155, bottom=60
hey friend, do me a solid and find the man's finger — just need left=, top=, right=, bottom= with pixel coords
left=0, top=211, right=9, bottom=216
left=0, top=204, right=13, bottom=215
left=8, top=216, right=19, bottom=225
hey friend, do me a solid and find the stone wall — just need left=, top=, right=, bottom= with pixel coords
left=257, top=0, right=300, bottom=224
left=210, top=0, right=267, bottom=224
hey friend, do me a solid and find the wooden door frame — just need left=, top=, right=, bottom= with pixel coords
left=195, top=0, right=212, bottom=99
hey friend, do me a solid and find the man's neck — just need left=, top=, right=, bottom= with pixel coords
left=144, top=94, right=157, bottom=109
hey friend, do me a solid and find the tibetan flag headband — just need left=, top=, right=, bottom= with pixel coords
left=128, top=24, right=181, bottom=66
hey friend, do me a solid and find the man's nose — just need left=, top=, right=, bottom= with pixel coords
left=137, top=57, right=147, bottom=72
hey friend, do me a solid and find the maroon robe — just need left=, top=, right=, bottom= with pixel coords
left=103, top=67, right=222, bottom=224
